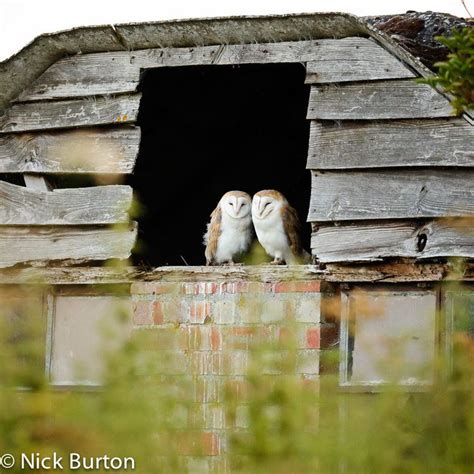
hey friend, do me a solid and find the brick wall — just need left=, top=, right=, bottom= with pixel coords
left=130, top=276, right=336, bottom=471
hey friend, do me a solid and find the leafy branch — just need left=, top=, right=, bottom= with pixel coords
left=421, top=27, right=474, bottom=115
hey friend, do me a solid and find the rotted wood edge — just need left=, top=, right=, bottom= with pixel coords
left=0, top=262, right=472, bottom=285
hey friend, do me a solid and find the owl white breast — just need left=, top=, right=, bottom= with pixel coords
left=252, top=190, right=307, bottom=265
left=203, top=191, right=253, bottom=265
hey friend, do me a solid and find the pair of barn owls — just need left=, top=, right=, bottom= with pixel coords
left=203, top=190, right=309, bottom=265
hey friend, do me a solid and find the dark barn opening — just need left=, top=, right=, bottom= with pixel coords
left=130, top=63, right=311, bottom=266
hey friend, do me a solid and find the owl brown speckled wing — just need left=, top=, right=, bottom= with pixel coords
left=205, top=205, right=222, bottom=265
left=281, top=203, right=302, bottom=257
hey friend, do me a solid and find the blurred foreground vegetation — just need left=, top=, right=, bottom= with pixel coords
left=0, top=285, right=473, bottom=473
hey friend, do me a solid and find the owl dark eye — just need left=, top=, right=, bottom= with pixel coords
left=229, top=202, right=234, bottom=206
left=264, top=202, right=270, bottom=208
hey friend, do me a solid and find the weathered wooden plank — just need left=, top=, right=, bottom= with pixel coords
left=16, top=38, right=414, bottom=101
left=322, top=261, right=474, bottom=282
left=307, top=80, right=453, bottom=120
left=309, top=170, right=474, bottom=221
left=304, top=39, right=414, bottom=83
left=0, top=127, right=140, bottom=173
left=0, top=95, right=141, bottom=133
left=0, top=180, right=133, bottom=225
left=0, top=262, right=473, bottom=285
left=0, top=266, right=138, bottom=284
left=0, top=224, right=137, bottom=268
left=307, top=119, right=474, bottom=169
left=311, top=219, right=474, bottom=262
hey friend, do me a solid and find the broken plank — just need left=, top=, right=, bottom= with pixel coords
left=311, top=219, right=474, bottom=263
left=307, top=80, right=453, bottom=120
left=0, top=127, right=140, bottom=173
left=17, top=38, right=414, bottom=101
left=307, top=119, right=474, bottom=169
left=0, top=95, right=141, bottom=133
left=309, top=170, right=474, bottom=221
left=0, top=180, right=133, bottom=225
left=0, top=224, right=137, bottom=268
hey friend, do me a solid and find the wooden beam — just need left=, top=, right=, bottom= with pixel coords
left=0, top=266, right=138, bottom=285
left=322, top=261, right=474, bottom=283
left=307, top=119, right=474, bottom=169
left=15, top=38, right=414, bottom=101
left=0, top=262, right=472, bottom=285
left=0, top=180, right=133, bottom=225
left=0, top=224, right=137, bottom=268
left=307, top=80, right=453, bottom=120
left=311, top=219, right=474, bottom=263
left=0, top=127, right=140, bottom=173
left=309, top=170, right=474, bottom=221
left=0, top=94, right=141, bottom=133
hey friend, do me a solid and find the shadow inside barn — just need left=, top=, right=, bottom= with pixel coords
left=130, top=63, right=311, bottom=266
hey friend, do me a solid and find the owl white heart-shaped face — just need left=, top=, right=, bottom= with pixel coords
left=221, top=192, right=251, bottom=219
left=252, top=194, right=281, bottom=220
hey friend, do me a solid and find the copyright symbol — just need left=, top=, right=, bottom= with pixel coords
left=0, top=454, right=15, bottom=469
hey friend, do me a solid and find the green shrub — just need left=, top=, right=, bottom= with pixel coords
left=422, top=27, right=474, bottom=115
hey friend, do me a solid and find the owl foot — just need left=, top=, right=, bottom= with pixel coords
left=270, top=258, right=284, bottom=265
left=224, top=261, right=243, bottom=266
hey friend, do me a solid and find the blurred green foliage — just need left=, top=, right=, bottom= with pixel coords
left=421, top=27, right=474, bottom=115
left=0, top=285, right=473, bottom=473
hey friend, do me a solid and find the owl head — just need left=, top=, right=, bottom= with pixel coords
left=220, top=191, right=252, bottom=219
left=251, top=190, right=286, bottom=220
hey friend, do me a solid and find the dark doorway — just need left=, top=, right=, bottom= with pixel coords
left=130, top=63, right=311, bottom=266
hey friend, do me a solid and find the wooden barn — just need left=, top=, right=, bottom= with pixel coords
left=0, top=11, right=473, bottom=467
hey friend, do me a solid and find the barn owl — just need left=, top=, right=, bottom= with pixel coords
left=252, top=190, right=310, bottom=265
left=204, top=191, right=253, bottom=265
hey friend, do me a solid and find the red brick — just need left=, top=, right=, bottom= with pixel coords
left=306, top=327, right=321, bottom=349
left=219, top=281, right=249, bottom=294
left=131, top=282, right=181, bottom=295
left=132, top=300, right=152, bottom=325
left=152, top=301, right=164, bottom=324
left=161, top=300, right=183, bottom=323
left=178, top=431, right=220, bottom=456
left=219, top=281, right=269, bottom=294
left=210, top=327, right=221, bottom=351
left=224, top=379, right=250, bottom=400
left=201, top=432, right=220, bottom=456
left=189, top=301, right=212, bottom=323
left=194, top=377, right=221, bottom=403
left=279, top=326, right=291, bottom=345
left=180, top=326, right=203, bottom=351
left=183, top=282, right=219, bottom=295
left=274, top=280, right=321, bottom=293
left=227, top=326, right=272, bottom=350
left=213, top=298, right=236, bottom=324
